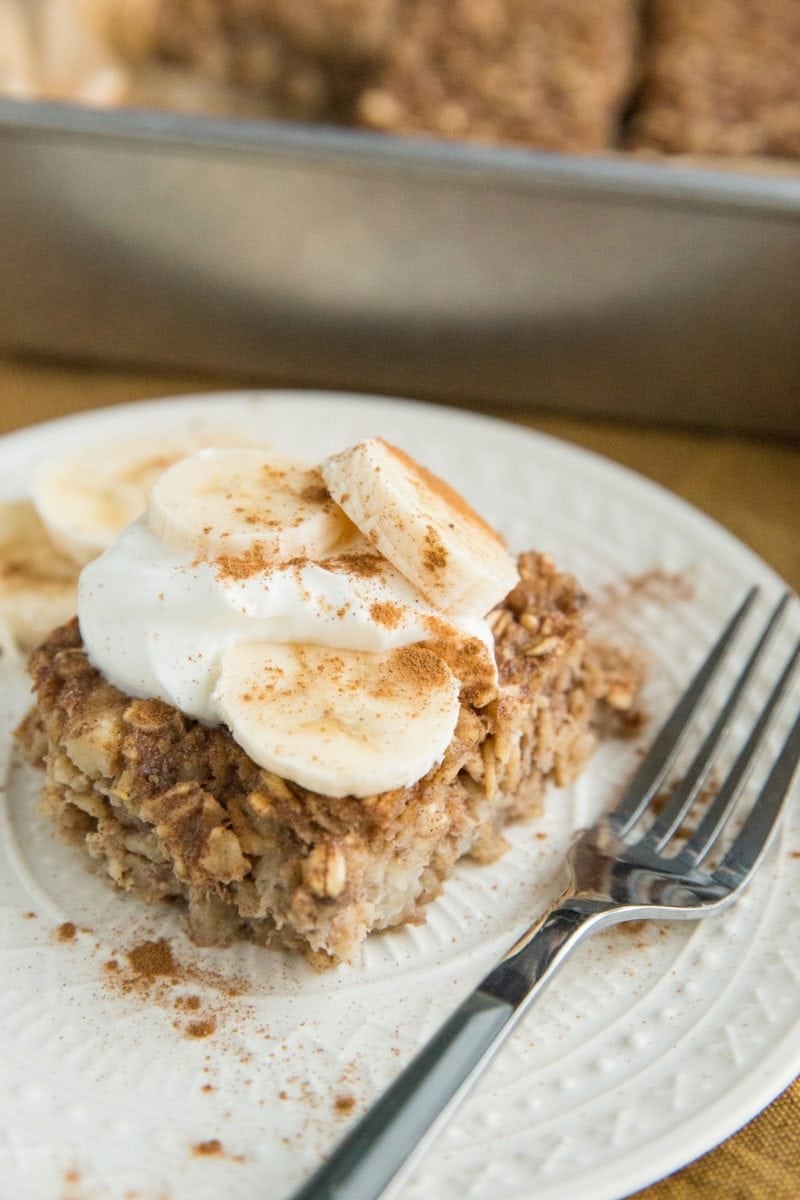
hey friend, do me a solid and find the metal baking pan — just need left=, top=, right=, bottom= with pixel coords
left=1, top=98, right=799, bottom=435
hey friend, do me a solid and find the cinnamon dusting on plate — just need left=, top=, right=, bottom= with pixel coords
left=190, top=1138, right=246, bottom=1164
left=192, top=1139, right=223, bottom=1157
left=175, top=994, right=202, bottom=1012
left=98, top=936, right=246, bottom=1041
left=128, top=938, right=176, bottom=980
left=186, top=1017, right=217, bottom=1039
left=597, top=569, right=694, bottom=613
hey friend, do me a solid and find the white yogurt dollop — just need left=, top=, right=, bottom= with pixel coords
left=79, top=518, right=495, bottom=725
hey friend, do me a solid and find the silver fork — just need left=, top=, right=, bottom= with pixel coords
left=291, top=587, right=800, bottom=1200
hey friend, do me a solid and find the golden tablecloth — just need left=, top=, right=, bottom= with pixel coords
left=1, top=354, right=798, bottom=1200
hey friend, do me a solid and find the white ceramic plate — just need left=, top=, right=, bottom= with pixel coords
left=0, top=393, right=798, bottom=1200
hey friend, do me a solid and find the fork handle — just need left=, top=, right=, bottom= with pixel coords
left=290, top=902, right=607, bottom=1200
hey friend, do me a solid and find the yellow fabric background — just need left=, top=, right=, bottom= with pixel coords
left=1, top=354, right=798, bottom=1199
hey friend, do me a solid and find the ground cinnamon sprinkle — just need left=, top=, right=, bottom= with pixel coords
left=431, top=634, right=481, bottom=674
left=393, top=645, right=449, bottom=690
left=369, top=600, right=402, bottom=629
left=192, top=1139, right=223, bottom=1157
left=186, top=1017, right=217, bottom=1039
left=127, top=938, right=177, bottom=981
left=334, top=1094, right=356, bottom=1115
left=382, top=439, right=503, bottom=542
left=423, top=525, right=448, bottom=574
left=101, top=936, right=246, bottom=1041
left=420, top=632, right=495, bottom=705
left=56, top=921, right=77, bottom=942
left=214, top=542, right=272, bottom=581
left=175, top=994, right=202, bottom=1012
left=318, top=552, right=383, bottom=578
left=299, top=479, right=331, bottom=506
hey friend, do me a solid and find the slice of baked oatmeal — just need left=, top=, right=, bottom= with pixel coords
left=102, top=0, right=401, bottom=122
left=356, top=0, right=640, bottom=152
left=16, top=552, right=640, bottom=968
left=628, top=0, right=800, bottom=158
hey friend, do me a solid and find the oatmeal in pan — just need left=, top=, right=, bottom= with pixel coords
left=5, top=1, right=799, bottom=163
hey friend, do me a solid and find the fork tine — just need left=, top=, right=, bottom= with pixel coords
left=675, top=640, right=800, bottom=869
left=611, top=587, right=758, bottom=836
left=642, top=593, right=791, bottom=851
left=714, top=705, right=800, bottom=891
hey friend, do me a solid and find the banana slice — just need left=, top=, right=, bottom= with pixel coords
left=215, top=641, right=461, bottom=798
left=33, top=437, right=180, bottom=566
left=31, top=432, right=269, bottom=567
left=148, top=447, right=355, bottom=560
left=0, top=500, right=79, bottom=650
left=321, top=438, right=519, bottom=617
left=0, top=0, right=36, bottom=97
left=0, top=613, right=19, bottom=670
